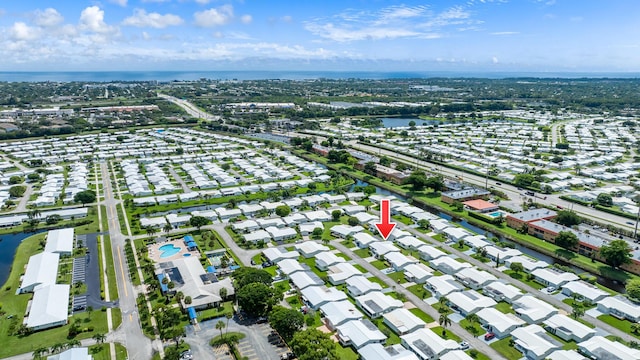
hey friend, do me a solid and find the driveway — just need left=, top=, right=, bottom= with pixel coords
left=184, top=316, right=285, bottom=360
left=79, top=233, right=118, bottom=310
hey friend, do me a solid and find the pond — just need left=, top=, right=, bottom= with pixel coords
left=0, top=230, right=47, bottom=287
left=380, top=117, right=440, bottom=128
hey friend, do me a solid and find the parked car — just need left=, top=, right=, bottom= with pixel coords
left=626, top=221, right=635, bottom=225
left=280, top=352, right=295, bottom=360
left=459, top=342, right=469, bottom=350
left=484, top=332, right=496, bottom=341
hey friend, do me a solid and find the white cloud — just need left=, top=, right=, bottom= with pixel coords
left=195, top=0, right=211, bottom=4
left=33, top=8, right=64, bottom=28
left=194, top=5, right=234, bottom=27
left=491, top=31, right=519, bottom=35
left=123, top=9, right=183, bottom=28
left=9, top=22, right=39, bottom=41
left=240, top=14, right=252, bottom=24
left=79, top=6, right=113, bottom=33
left=306, top=4, right=479, bottom=42
left=110, top=0, right=128, bottom=6
left=282, top=15, right=293, bottom=23
left=492, top=56, right=499, bottom=63
left=142, top=0, right=171, bottom=2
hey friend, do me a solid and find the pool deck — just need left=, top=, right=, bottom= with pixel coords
left=148, top=239, right=201, bottom=263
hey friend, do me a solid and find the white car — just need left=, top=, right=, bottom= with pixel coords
left=459, top=342, right=470, bottom=350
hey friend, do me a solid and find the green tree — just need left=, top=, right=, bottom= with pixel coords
left=514, top=174, right=535, bottom=188
left=364, top=161, right=378, bottom=176
left=189, top=215, right=210, bottom=230
left=331, top=210, right=342, bottom=221
left=405, top=170, right=428, bottom=191
left=9, top=175, right=23, bottom=184
left=236, top=282, right=276, bottom=317
left=73, top=190, right=96, bottom=206
left=408, top=120, right=416, bottom=127
left=311, top=227, right=323, bottom=239
left=268, top=306, right=304, bottom=341
left=9, top=185, right=26, bottom=197
left=215, top=320, right=225, bottom=340
left=596, top=193, right=613, bottom=207
left=509, top=262, right=524, bottom=275
left=439, top=313, right=452, bottom=337
left=600, top=239, right=632, bottom=268
left=45, top=214, right=62, bottom=225
left=163, top=222, right=173, bottom=234
left=275, top=205, right=291, bottom=217
left=290, top=329, right=338, bottom=360
left=417, top=219, right=430, bottom=230
left=347, top=216, right=359, bottom=226
left=555, top=210, right=581, bottom=227
left=425, top=176, right=445, bottom=192
left=232, top=267, right=273, bottom=289
left=554, top=231, right=579, bottom=250
left=626, top=279, right=640, bottom=301
left=571, top=304, right=585, bottom=320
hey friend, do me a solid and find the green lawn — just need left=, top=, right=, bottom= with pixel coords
left=353, top=264, right=367, bottom=273
left=335, top=344, right=358, bottom=360
left=459, top=319, right=484, bottom=337
left=408, top=308, right=434, bottom=323
left=597, top=314, right=640, bottom=339
left=494, top=302, right=514, bottom=314
left=503, top=270, right=545, bottom=290
left=406, top=284, right=431, bottom=300
left=432, top=234, right=446, bottom=242
left=392, top=214, right=414, bottom=226
left=468, top=350, right=492, bottom=360
left=89, top=343, right=128, bottom=360
left=366, top=276, right=388, bottom=288
left=111, top=308, right=122, bottom=330
left=490, top=337, right=523, bottom=360
left=251, top=253, right=263, bottom=265
left=431, top=326, right=461, bottom=342
left=336, top=253, right=351, bottom=261
left=353, top=248, right=370, bottom=258
left=371, top=260, right=388, bottom=270
left=101, top=235, right=119, bottom=301
left=386, top=271, right=407, bottom=284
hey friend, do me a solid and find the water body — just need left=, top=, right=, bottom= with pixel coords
left=2, top=71, right=640, bottom=82
left=0, top=230, right=47, bottom=287
left=380, top=118, right=440, bottom=128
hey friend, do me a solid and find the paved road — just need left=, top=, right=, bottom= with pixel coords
left=81, top=233, right=118, bottom=310
left=100, top=162, right=158, bottom=360
left=157, top=94, right=221, bottom=122
left=15, top=183, right=33, bottom=212
left=347, top=140, right=638, bottom=231
left=330, top=240, right=507, bottom=360
left=168, top=167, right=193, bottom=193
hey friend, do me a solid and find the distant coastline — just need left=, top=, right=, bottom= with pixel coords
left=1, top=70, right=640, bottom=82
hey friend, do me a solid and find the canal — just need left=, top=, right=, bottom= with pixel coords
left=0, top=230, right=47, bottom=288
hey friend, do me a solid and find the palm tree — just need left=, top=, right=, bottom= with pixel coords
left=163, top=223, right=173, bottom=234
left=66, top=339, right=81, bottom=348
left=631, top=323, right=640, bottom=335
left=92, top=333, right=107, bottom=343
left=571, top=304, right=585, bottom=320
left=478, top=246, right=488, bottom=259
left=32, top=347, right=48, bottom=360
left=439, top=313, right=452, bottom=337
left=215, top=320, right=226, bottom=340
left=466, top=313, right=479, bottom=326
left=226, top=312, right=233, bottom=336
left=438, top=296, right=449, bottom=309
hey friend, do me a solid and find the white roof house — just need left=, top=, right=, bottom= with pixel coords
left=358, top=343, right=420, bottom=360
left=417, top=245, right=447, bottom=261
left=403, top=263, right=433, bottom=284
left=26, top=284, right=70, bottom=330
left=265, top=226, right=298, bottom=241
left=328, top=262, right=364, bottom=285
left=483, top=281, right=525, bottom=304
left=320, top=300, right=364, bottom=330
left=430, top=256, right=473, bottom=275
left=289, top=271, right=324, bottom=290
left=543, top=314, right=596, bottom=343
left=464, top=235, right=489, bottom=249
left=369, top=241, right=401, bottom=258
left=504, top=255, right=548, bottom=273
left=578, top=336, right=640, bottom=360
left=383, top=308, right=426, bottom=335
left=47, top=347, right=92, bottom=360
left=304, top=210, right=332, bottom=222
left=512, top=324, right=563, bottom=360
left=244, top=229, right=271, bottom=243
left=447, top=290, right=497, bottom=316
left=425, top=275, right=465, bottom=298
left=232, top=220, right=259, bottom=233
left=561, top=281, right=609, bottom=303
left=401, top=328, right=458, bottom=360
left=298, top=221, right=324, bottom=236
left=356, top=291, right=403, bottom=318
left=476, top=307, right=525, bottom=339
left=282, top=213, right=308, bottom=225
left=294, top=241, right=329, bottom=258
left=262, top=247, right=299, bottom=263
left=395, top=236, right=424, bottom=250
left=315, top=252, right=345, bottom=271
left=337, top=319, right=387, bottom=349
left=513, top=295, right=559, bottom=324
left=346, top=276, right=383, bottom=298
left=439, top=350, right=475, bottom=360
left=482, top=246, right=522, bottom=264
left=353, top=232, right=378, bottom=248
left=277, top=259, right=305, bottom=277
left=301, top=286, right=348, bottom=310
left=332, top=225, right=365, bottom=239
left=256, top=217, right=286, bottom=228
left=430, top=219, right=451, bottom=233
left=44, top=228, right=74, bottom=255
left=454, top=267, right=498, bottom=290
left=442, top=227, right=473, bottom=242
left=20, top=252, right=60, bottom=293
left=531, top=268, right=579, bottom=288
left=596, top=295, right=640, bottom=322
left=384, top=252, right=418, bottom=271
left=546, top=350, right=589, bottom=360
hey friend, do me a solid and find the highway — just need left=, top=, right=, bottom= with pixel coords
left=157, top=93, right=221, bottom=121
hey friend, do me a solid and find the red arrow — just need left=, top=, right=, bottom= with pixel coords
left=375, top=199, right=396, bottom=240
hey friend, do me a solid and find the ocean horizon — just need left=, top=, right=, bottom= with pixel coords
left=1, top=70, right=640, bottom=82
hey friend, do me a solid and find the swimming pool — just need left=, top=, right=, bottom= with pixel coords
left=488, top=211, right=502, bottom=218
left=159, top=244, right=181, bottom=258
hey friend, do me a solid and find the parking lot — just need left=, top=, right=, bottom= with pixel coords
left=184, top=316, right=289, bottom=360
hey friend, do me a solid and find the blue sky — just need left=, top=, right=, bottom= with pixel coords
left=0, top=0, right=637, bottom=72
